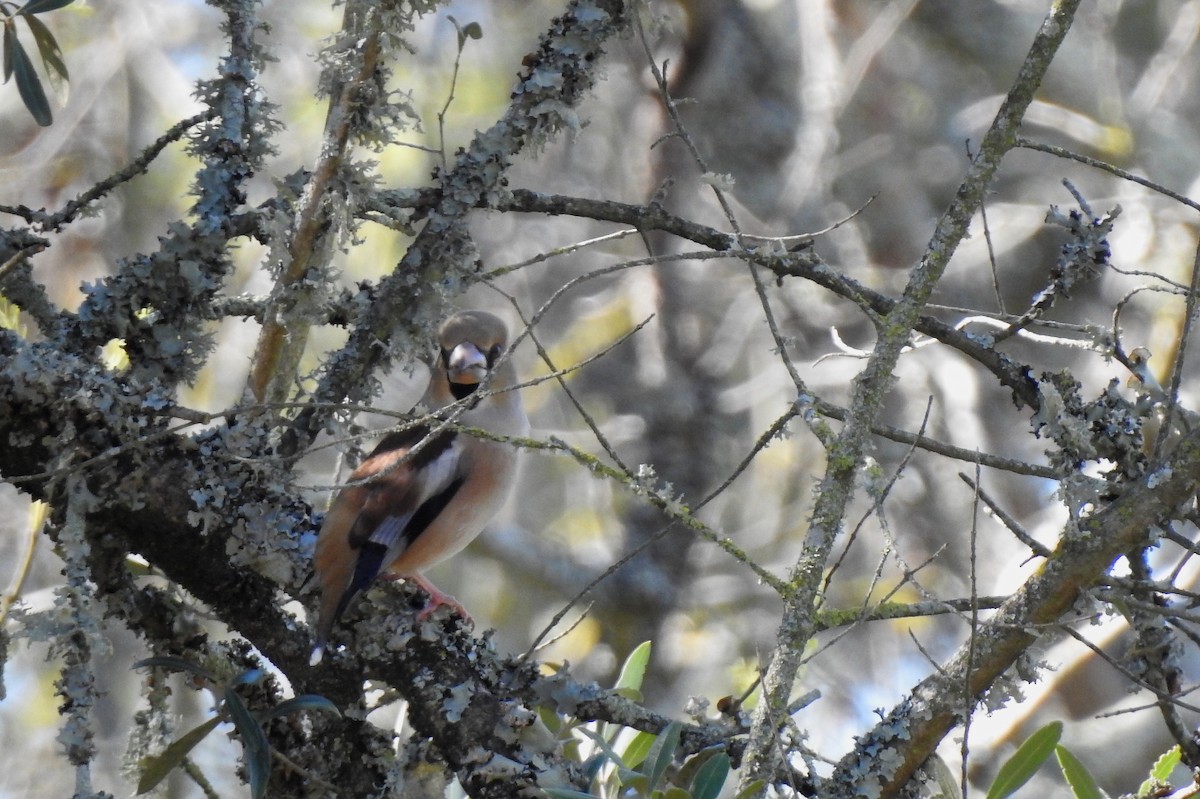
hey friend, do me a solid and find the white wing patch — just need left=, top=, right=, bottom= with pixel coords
left=366, top=438, right=465, bottom=554
left=368, top=514, right=414, bottom=549
left=412, top=439, right=464, bottom=505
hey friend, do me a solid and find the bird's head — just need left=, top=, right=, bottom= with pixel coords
left=437, top=311, right=512, bottom=401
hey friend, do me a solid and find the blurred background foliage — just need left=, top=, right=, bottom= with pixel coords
left=3, top=0, right=1200, bottom=796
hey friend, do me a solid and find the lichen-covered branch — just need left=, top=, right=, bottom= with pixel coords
left=826, top=426, right=1200, bottom=798
left=55, top=0, right=271, bottom=387
left=49, top=476, right=109, bottom=799
left=286, top=0, right=632, bottom=454
left=739, top=0, right=1084, bottom=792
left=368, top=186, right=1042, bottom=408
left=0, top=325, right=549, bottom=794
left=246, top=0, right=420, bottom=405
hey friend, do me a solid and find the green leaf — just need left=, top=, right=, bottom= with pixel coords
left=690, top=752, right=731, bottom=799
left=733, top=780, right=767, bottom=799
left=1139, top=745, right=1181, bottom=798
left=0, top=295, right=24, bottom=333
left=131, top=656, right=219, bottom=683
left=925, top=753, right=964, bottom=799
left=577, top=726, right=629, bottom=770
left=229, top=668, right=265, bottom=688
left=258, top=694, right=341, bottom=722
left=17, top=56, right=58, bottom=125
left=620, top=773, right=649, bottom=793
left=614, top=641, right=652, bottom=700
left=985, top=721, right=1062, bottom=799
left=675, top=746, right=722, bottom=788
left=579, top=725, right=645, bottom=789
left=1149, top=745, right=1182, bottom=782
left=1055, top=745, right=1102, bottom=799
left=136, top=716, right=222, bottom=795
left=224, top=686, right=271, bottom=799
left=538, top=704, right=564, bottom=735
left=23, top=12, right=67, bottom=84
left=20, top=0, right=75, bottom=14
left=645, top=721, right=682, bottom=793
left=619, top=730, right=655, bottom=771
left=3, top=21, right=14, bottom=84
left=545, top=790, right=598, bottom=799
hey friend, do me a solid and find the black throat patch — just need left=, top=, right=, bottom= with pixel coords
left=449, top=381, right=479, bottom=401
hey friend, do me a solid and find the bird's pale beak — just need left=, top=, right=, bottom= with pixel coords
left=446, top=342, right=488, bottom=385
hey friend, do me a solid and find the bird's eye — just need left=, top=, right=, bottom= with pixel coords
left=487, top=344, right=502, bottom=367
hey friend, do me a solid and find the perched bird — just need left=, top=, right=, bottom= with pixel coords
left=310, top=311, right=528, bottom=665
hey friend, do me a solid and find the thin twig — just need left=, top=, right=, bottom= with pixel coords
left=1152, top=237, right=1200, bottom=460
left=971, top=140, right=1006, bottom=315
left=492, top=285, right=643, bottom=476
left=958, top=473, right=1052, bottom=558
left=487, top=228, right=644, bottom=276
left=0, top=243, right=45, bottom=283
left=1017, top=137, right=1200, bottom=214
left=961, top=460, right=983, bottom=799
left=0, top=500, right=45, bottom=628
left=812, top=595, right=1006, bottom=630
left=1057, top=625, right=1200, bottom=714
left=815, top=398, right=1057, bottom=479
left=39, top=111, right=216, bottom=231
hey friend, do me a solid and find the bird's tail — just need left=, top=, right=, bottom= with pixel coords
left=310, top=542, right=387, bottom=665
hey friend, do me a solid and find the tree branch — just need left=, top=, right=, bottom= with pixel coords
left=827, top=427, right=1200, bottom=798
left=741, top=0, right=1083, bottom=790
left=286, top=0, right=633, bottom=456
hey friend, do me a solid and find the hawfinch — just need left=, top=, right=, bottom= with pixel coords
left=310, top=311, right=528, bottom=664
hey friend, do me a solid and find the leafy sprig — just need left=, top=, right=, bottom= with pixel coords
left=131, top=657, right=339, bottom=799
left=2, top=0, right=73, bottom=126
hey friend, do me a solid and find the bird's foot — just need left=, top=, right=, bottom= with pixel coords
left=410, top=573, right=472, bottom=623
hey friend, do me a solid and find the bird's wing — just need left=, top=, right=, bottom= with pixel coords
left=340, top=427, right=465, bottom=597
